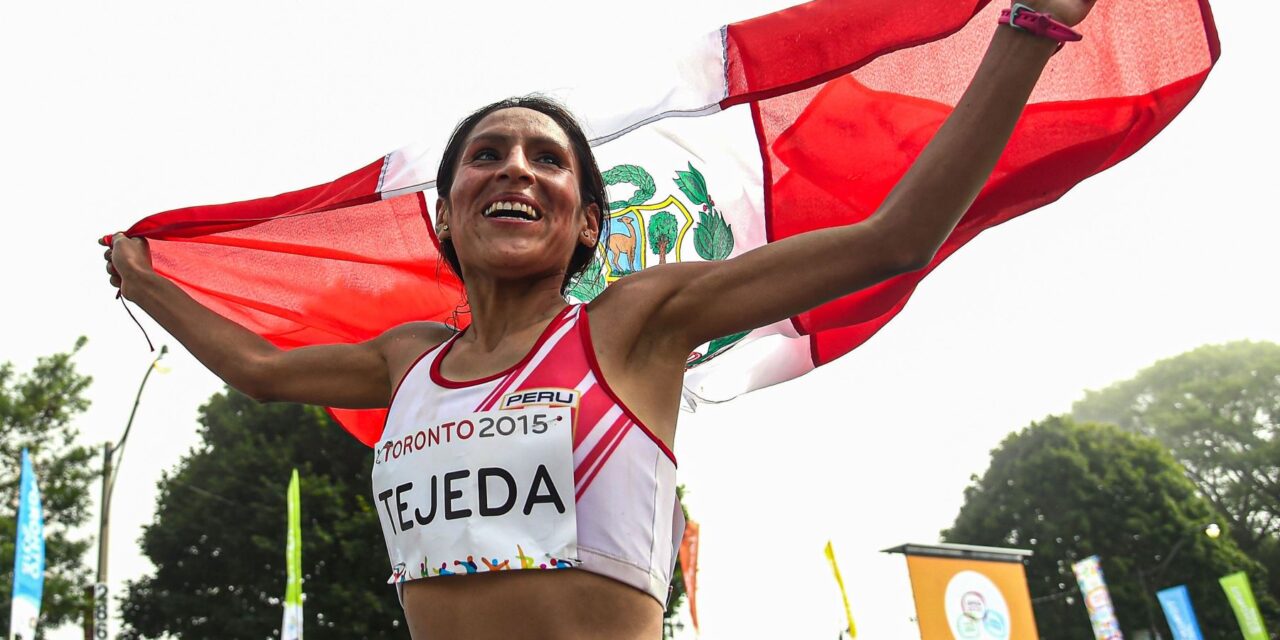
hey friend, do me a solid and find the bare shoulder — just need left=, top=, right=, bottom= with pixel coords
left=375, top=320, right=457, bottom=345
left=375, top=321, right=457, bottom=378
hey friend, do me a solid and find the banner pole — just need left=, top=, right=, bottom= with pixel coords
left=91, top=345, right=167, bottom=640
left=1136, top=567, right=1157, bottom=638
left=96, top=442, right=112, bottom=586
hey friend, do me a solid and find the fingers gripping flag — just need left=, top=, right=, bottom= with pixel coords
left=111, top=0, right=1220, bottom=446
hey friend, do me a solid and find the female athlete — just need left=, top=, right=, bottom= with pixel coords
left=103, top=1, right=1095, bottom=637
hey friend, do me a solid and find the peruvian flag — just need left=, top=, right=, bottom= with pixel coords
left=112, top=0, right=1220, bottom=447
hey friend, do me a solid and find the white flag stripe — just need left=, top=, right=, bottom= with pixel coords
left=377, top=27, right=729, bottom=197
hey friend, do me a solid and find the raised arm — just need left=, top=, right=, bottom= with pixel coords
left=610, top=1, right=1092, bottom=352
left=102, top=233, right=451, bottom=408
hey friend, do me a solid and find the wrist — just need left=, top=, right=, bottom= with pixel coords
left=121, top=267, right=163, bottom=303
left=999, top=3, right=1084, bottom=52
left=992, top=19, right=1059, bottom=62
left=1010, top=0, right=1055, bottom=15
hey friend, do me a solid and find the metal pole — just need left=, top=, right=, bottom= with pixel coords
left=90, top=345, right=167, bottom=640
left=96, top=442, right=113, bottom=585
left=1136, top=523, right=1217, bottom=640
left=88, top=442, right=113, bottom=640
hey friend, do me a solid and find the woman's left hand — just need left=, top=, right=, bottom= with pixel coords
left=1016, top=0, right=1096, bottom=28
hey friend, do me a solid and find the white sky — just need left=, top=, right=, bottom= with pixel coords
left=2, top=1, right=1276, bottom=638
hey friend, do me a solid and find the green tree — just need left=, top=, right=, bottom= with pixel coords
left=119, top=389, right=403, bottom=639
left=1073, top=341, right=1280, bottom=602
left=0, top=338, right=97, bottom=636
left=943, top=417, right=1276, bottom=639
left=664, top=485, right=691, bottom=640
left=648, top=212, right=679, bottom=265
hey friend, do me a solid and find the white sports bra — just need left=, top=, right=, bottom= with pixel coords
left=373, top=304, right=683, bottom=603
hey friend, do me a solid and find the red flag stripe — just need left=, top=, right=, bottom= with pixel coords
left=123, top=158, right=386, bottom=240
left=723, top=0, right=986, bottom=106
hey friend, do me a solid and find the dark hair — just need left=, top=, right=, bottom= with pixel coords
left=435, top=96, right=607, bottom=294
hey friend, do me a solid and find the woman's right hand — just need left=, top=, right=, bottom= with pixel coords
left=100, top=232, right=153, bottom=299
left=96, top=230, right=452, bottom=409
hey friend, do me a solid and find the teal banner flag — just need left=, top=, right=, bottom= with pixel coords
left=9, top=449, right=45, bottom=640
left=1156, top=585, right=1204, bottom=640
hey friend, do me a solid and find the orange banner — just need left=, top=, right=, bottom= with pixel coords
left=679, top=519, right=700, bottom=631
left=905, top=555, right=1038, bottom=640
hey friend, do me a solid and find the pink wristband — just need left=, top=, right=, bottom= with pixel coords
left=999, top=3, right=1083, bottom=51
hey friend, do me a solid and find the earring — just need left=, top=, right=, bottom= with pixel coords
left=441, top=224, right=449, bottom=232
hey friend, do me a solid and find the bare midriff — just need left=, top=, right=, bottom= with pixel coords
left=401, top=568, right=663, bottom=640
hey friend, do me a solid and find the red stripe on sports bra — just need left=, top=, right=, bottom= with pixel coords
left=574, top=411, right=630, bottom=486
left=576, top=421, right=633, bottom=500
left=473, top=369, right=519, bottom=413
left=578, top=305, right=676, bottom=464
left=572, top=382, right=610, bottom=450
left=471, top=307, right=579, bottom=411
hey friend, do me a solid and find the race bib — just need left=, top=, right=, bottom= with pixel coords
left=373, top=407, right=578, bottom=583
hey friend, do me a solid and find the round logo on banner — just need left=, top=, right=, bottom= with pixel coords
left=944, top=571, right=1011, bottom=640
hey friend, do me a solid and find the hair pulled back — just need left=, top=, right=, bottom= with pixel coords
left=435, top=96, right=608, bottom=294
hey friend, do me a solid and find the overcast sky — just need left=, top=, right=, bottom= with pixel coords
left=2, top=1, right=1276, bottom=638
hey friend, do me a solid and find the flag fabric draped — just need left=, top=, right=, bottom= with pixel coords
left=281, top=470, right=303, bottom=640
left=824, top=541, right=857, bottom=638
left=8, top=450, right=45, bottom=640
left=111, top=0, right=1220, bottom=446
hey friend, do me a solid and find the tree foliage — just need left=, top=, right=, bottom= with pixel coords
left=0, top=338, right=97, bottom=635
left=664, top=485, right=690, bottom=640
left=944, top=417, right=1276, bottom=639
left=1073, top=341, right=1280, bottom=602
left=119, top=389, right=403, bottom=639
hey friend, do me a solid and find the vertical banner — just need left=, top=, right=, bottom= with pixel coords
left=281, top=470, right=303, bottom=640
left=1155, top=585, right=1204, bottom=640
left=1218, top=572, right=1269, bottom=640
left=902, top=552, right=1038, bottom=639
left=8, top=449, right=45, bottom=640
left=824, top=541, right=857, bottom=638
left=1071, top=556, right=1124, bottom=640
left=678, top=519, right=700, bottom=632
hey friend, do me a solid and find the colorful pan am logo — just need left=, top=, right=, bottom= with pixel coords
left=945, top=571, right=1011, bottom=639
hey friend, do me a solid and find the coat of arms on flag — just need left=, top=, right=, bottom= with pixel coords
left=570, top=159, right=749, bottom=367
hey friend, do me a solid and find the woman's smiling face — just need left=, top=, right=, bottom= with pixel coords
left=438, top=107, right=600, bottom=286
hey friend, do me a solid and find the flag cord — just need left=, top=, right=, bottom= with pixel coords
left=118, top=294, right=155, bottom=352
